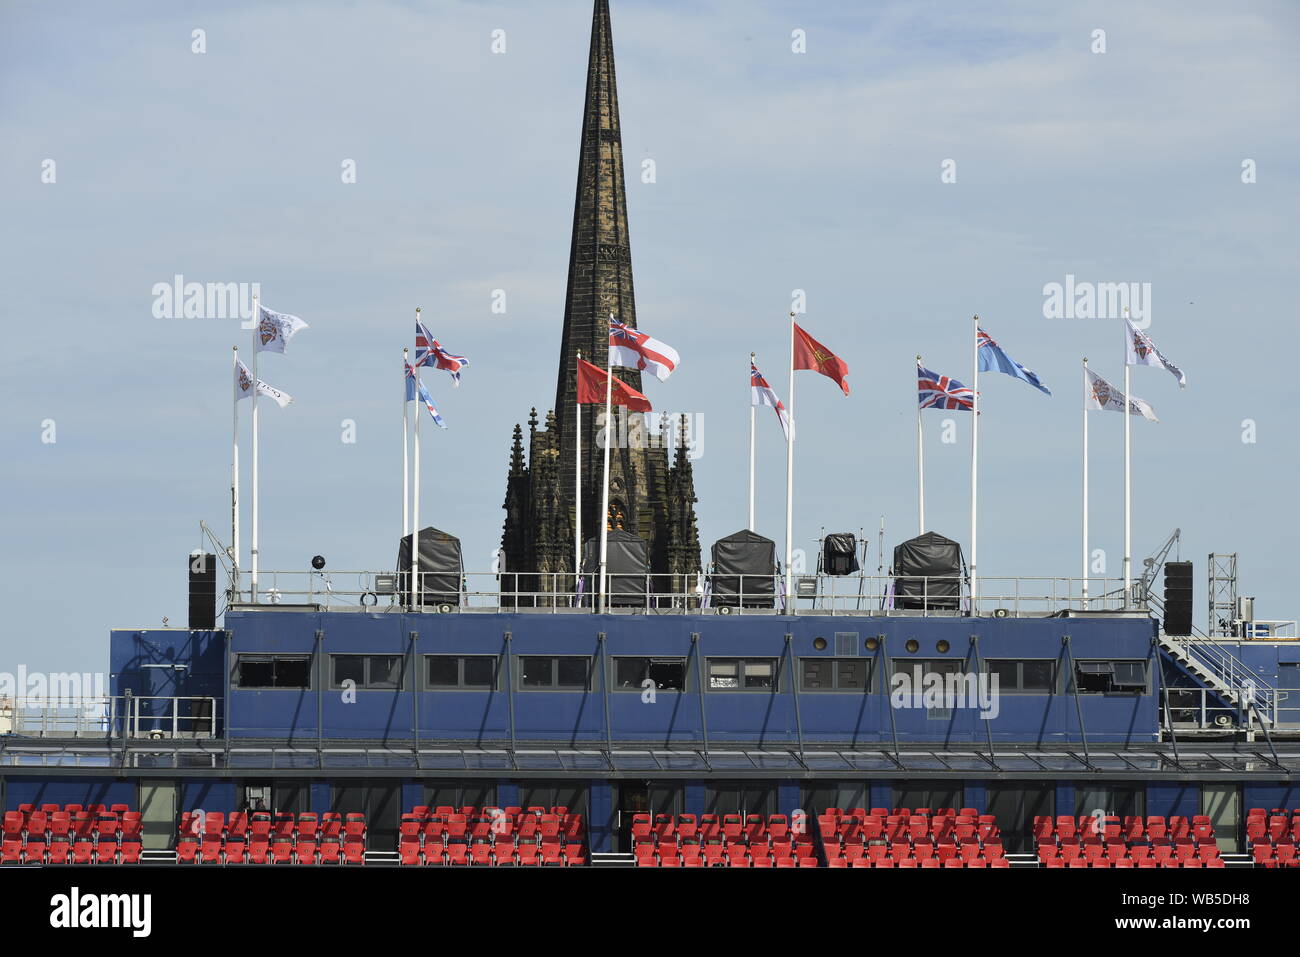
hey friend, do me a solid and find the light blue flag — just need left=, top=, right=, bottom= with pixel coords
left=977, top=327, right=1051, bottom=395
left=417, top=380, right=447, bottom=429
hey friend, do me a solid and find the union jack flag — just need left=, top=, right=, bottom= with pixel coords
left=918, top=362, right=975, bottom=411
left=415, top=319, right=469, bottom=385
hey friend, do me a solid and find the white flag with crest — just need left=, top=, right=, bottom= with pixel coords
left=235, top=359, right=293, bottom=408
left=1084, top=368, right=1157, bottom=421
left=256, top=304, right=309, bottom=354
left=1125, top=318, right=1186, bottom=388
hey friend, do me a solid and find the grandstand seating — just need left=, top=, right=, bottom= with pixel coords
left=178, top=811, right=365, bottom=864
left=1245, top=808, right=1300, bottom=868
left=0, top=804, right=142, bottom=864
left=817, top=807, right=1003, bottom=868
left=1033, top=815, right=1225, bottom=868
left=634, top=813, right=818, bottom=867
left=397, top=806, right=587, bottom=865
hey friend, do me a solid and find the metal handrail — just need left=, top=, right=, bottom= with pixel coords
left=228, top=569, right=1132, bottom=616
left=4, top=695, right=218, bottom=738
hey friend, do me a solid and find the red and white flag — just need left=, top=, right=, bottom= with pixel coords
left=608, top=318, right=679, bottom=382
left=751, top=360, right=790, bottom=441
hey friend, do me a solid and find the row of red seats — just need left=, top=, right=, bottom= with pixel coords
left=413, top=805, right=573, bottom=819
left=631, top=814, right=819, bottom=868
left=636, top=842, right=817, bottom=867
left=826, top=840, right=1004, bottom=865
left=404, top=843, right=586, bottom=866
left=1038, top=840, right=1219, bottom=865
left=827, top=807, right=979, bottom=818
left=633, top=813, right=800, bottom=845
left=399, top=807, right=587, bottom=866
left=830, top=858, right=1011, bottom=869
left=1246, top=810, right=1300, bottom=867
left=818, top=813, right=1000, bottom=843
left=178, top=832, right=365, bottom=865
left=1033, top=815, right=1213, bottom=842
left=1246, top=810, right=1300, bottom=844
left=2, top=805, right=142, bottom=865
left=1044, top=859, right=1226, bottom=869
left=179, top=811, right=366, bottom=840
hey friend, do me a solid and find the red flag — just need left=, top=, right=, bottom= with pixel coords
left=792, top=322, right=850, bottom=395
left=577, top=358, right=653, bottom=412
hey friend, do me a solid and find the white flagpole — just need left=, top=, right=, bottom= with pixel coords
left=1082, top=356, right=1089, bottom=606
left=917, top=355, right=925, bottom=536
left=599, top=318, right=615, bottom=614
left=575, top=351, right=583, bottom=597
left=784, top=313, right=796, bottom=606
left=969, top=314, right=979, bottom=610
left=1124, top=360, right=1132, bottom=608
left=231, top=346, right=240, bottom=599
left=748, top=352, right=756, bottom=531
left=412, top=308, right=422, bottom=608
left=402, top=347, right=410, bottom=541
left=250, top=296, right=260, bottom=602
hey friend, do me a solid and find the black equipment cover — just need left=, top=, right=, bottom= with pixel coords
left=581, top=530, right=649, bottom=606
left=892, top=532, right=964, bottom=610
left=822, top=533, right=860, bottom=576
left=710, top=529, right=776, bottom=608
left=397, top=526, right=464, bottom=606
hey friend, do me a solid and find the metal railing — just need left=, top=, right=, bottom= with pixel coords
left=1163, top=688, right=1278, bottom=732
left=229, top=569, right=1133, bottom=617
left=1, top=696, right=218, bottom=739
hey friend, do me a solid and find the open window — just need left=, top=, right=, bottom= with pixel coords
left=1072, top=660, right=1148, bottom=694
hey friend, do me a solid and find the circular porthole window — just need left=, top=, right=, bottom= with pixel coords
left=813, top=637, right=827, bottom=651
left=936, top=640, right=950, bottom=654
left=905, top=639, right=919, bottom=653
left=864, top=637, right=879, bottom=652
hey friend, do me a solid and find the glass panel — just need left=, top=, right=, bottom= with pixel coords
left=802, top=659, right=832, bottom=690
left=238, top=659, right=275, bottom=688
left=1022, top=660, right=1055, bottom=692
left=709, top=659, right=739, bottom=689
left=427, top=656, right=458, bottom=687
left=556, top=657, right=589, bottom=689
left=274, top=658, right=311, bottom=688
left=988, top=660, right=1018, bottom=690
left=332, top=656, right=364, bottom=688
left=647, top=659, right=685, bottom=691
left=368, top=656, right=402, bottom=690
left=837, top=659, right=865, bottom=690
left=520, top=656, right=552, bottom=687
left=615, top=658, right=647, bottom=688
left=462, top=657, right=495, bottom=689
left=744, top=660, right=775, bottom=689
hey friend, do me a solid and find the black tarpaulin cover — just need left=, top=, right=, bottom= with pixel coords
left=822, top=532, right=860, bottom=576
left=582, top=530, right=649, bottom=606
left=397, top=526, right=463, bottom=605
left=892, top=531, right=964, bottom=609
left=710, top=529, right=776, bottom=607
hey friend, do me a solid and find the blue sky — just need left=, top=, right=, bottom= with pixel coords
left=1, top=0, right=1297, bottom=673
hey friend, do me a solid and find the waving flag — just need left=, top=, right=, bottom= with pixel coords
left=792, top=322, right=850, bottom=395
left=416, top=379, right=447, bottom=428
left=404, top=361, right=418, bottom=402
left=918, top=362, right=974, bottom=411
left=234, top=359, right=292, bottom=408
left=977, top=327, right=1051, bottom=395
left=750, top=360, right=790, bottom=440
left=577, top=358, right=652, bottom=411
left=415, top=319, right=469, bottom=386
left=608, top=318, right=679, bottom=382
left=1125, top=319, right=1186, bottom=388
left=256, top=305, right=308, bottom=354
left=1085, top=368, right=1158, bottom=421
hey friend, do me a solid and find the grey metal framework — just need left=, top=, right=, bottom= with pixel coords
left=1208, top=552, right=1239, bottom=637
left=1, top=741, right=1295, bottom=782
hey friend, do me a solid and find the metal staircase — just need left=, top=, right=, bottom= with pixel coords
left=1149, top=588, right=1275, bottom=735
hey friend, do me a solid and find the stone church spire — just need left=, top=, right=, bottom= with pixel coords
left=500, top=0, right=699, bottom=599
